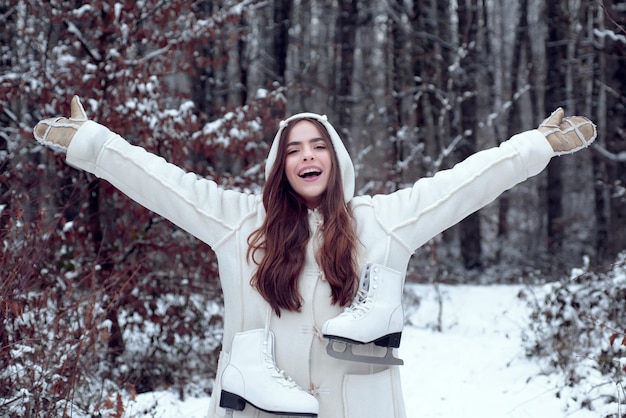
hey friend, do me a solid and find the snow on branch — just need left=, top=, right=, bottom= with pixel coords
left=192, top=0, right=260, bottom=31
left=65, top=21, right=102, bottom=62
left=594, top=143, right=626, bottom=163
left=124, top=46, right=171, bottom=67
left=484, top=84, right=531, bottom=127
left=594, top=28, right=626, bottom=44
left=433, top=134, right=464, bottom=170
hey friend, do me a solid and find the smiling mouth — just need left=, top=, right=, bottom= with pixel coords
left=299, top=169, right=322, bottom=178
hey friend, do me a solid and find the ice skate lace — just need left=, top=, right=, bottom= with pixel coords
left=262, top=347, right=300, bottom=389
left=262, top=308, right=302, bottom=391
left=341, top=285, right=373, bottom=319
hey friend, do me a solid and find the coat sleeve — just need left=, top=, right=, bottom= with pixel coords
left=65, top=121, right=260, bottom=249
left=371, top=129, right=555, bottom=250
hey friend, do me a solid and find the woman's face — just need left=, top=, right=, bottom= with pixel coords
left=284, top=120, right=333, bottom=208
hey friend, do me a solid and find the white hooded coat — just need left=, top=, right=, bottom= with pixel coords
left=65, top=113, right=555, bottom=417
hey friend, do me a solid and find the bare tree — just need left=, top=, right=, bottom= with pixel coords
left=332, top=0, right=358, bottom=150
left=592, top=0, right=626, bottom=264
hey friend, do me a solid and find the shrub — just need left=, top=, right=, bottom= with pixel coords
left=524, top=254, right=626, bottom=416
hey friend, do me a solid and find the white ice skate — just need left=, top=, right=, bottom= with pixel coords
left=322, top=263, right=404, bottom=365
left=219, top=329, right=319, bottom=416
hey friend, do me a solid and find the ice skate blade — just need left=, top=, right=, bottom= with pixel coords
left=220, top=390, right=318, bottom=417
left=325, top=340, right=404, bottom=365
left=322, top=332, right=402, bottom=348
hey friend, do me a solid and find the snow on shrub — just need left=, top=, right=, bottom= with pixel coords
left=524, top=254, right=626, bottom=416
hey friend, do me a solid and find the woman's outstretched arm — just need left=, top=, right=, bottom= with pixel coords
left=34, top=96, right=260, bottom=248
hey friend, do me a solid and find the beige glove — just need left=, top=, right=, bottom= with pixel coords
left=33, top=95, right=88, bottom=151
left=538, top=108, right=597, bottom=155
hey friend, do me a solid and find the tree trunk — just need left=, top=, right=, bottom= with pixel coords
left=190, top=1, right=216, bottom=118
left=501, top=0, right=526, bottom=245
left=457, top=0, right=483, bottom=270
left=274, top=0, right=292, bottom=82
left=88, top=179, right=125, bottom=361
left=595, top=0, right=626, bottom=263
left=333, top=0, right=358, bottom=150
left=544, top=1, right=567, bottom=256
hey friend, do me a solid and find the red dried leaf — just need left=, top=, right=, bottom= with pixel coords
left=115, top=392, right=125, bottom=417
left=103, top=398, right=114, bottom=409
left=609, top=332, right=619, bottom=346
left=128, top=384, right=137, bottom=401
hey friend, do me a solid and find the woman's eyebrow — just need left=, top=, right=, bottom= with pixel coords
left=287, top=137, right=325, bottom=146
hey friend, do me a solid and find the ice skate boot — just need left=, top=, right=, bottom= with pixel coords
left=219, top=329, right=319, bottom=416
left=322, top=263, right=404, bottom=365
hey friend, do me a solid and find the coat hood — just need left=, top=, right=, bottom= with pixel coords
left=264, top=112, right=355, bottom=203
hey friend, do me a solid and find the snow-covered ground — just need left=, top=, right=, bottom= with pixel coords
left=121, top=284, right=612, bottom=418
left=400, top=284, right=601, bottom=418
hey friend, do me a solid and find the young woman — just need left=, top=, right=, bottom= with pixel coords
left=34, top=96, right=596, bottom=417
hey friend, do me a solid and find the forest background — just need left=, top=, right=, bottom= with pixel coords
left=0, top=0, right=625, bottom=417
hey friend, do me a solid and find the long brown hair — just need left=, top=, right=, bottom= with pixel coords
left=247, top=118, right=360, bottom=316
